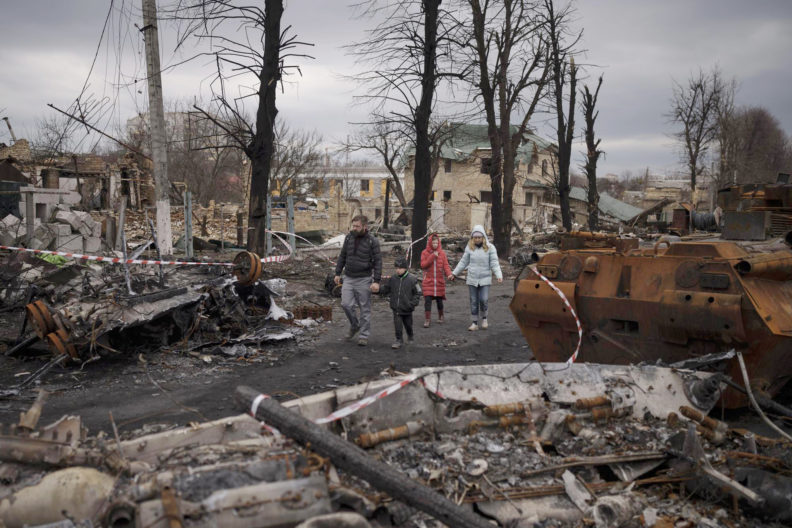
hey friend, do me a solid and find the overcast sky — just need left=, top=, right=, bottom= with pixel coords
left=1, top=0, right=790, bottom=178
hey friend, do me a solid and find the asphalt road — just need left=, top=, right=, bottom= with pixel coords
left=0, top=279, right=532, bottom=434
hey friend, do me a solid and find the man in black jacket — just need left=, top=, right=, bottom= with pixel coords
left=334, top=215, right=382, bottom=346
left=380, top=256, right=422, bottom=350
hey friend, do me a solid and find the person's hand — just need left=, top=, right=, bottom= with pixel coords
left=497, top=277, right=503, bottom=284
left=370, top=282, right=380, bottom=293
left=448, top=274, right=455, bottom=281
left=334, top=275, right=341, bottom=285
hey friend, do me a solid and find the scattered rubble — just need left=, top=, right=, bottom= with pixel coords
left=1, top=362, right=789, bottom=528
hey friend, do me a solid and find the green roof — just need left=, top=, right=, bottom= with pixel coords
left=438, top=123, right=554, bottom=166
left=403, top=123, right=554, bottom=167
left=569, top=186, right=642, bottom=223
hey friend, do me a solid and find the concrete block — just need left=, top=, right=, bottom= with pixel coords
left=29, top=238, right=48, bottom=250
left=0, top=231, right=15, bottom=246
left=61, top=191, right=80, bottom=205
left=56, top=234, right=83, bottom=253
left=31, top=225, right=56, bottom=249
left=49, top=223, right=71, bottom=236
left=1, top=214, right=21, bottom=229
left=83, top=236, right=101, bottom=254
left=55, top=210, right=81, bottom=231
left=78, top=223, right=93, bottom=237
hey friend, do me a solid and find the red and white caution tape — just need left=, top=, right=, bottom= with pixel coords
left=314, top=374, right=421, bottom=424
left=0, top=244, right=290, bottom=266
left=250, top=373, right=448, bottom=427
left=531, top=266, right=583, bottom=364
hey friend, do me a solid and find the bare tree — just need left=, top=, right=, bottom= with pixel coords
left=270, top=121, right=326, bottom=200
left=349, top=0, right=463, bottom=265
left=719, top=106, right=792, bottom=185
left=543, top=0, right=580, bottom=231
left=668, top=67, right=728, bottom=192
left=344, top=120, right=410, bottom=209
left=168, top=0, right=312, bottom=254
left=580, top=74, right=603, bottom=231
left=466, top=0, right=549, bottom=257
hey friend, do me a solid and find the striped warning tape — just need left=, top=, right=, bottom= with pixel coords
left=0, top=244, right=290, bottom=266
left=314, top=374, right=421, bottom=424
left=530, top=266, right=583, bottom=364
left=250, top=373, right=448, bottom=427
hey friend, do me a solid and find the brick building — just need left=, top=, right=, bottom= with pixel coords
left=402, top=124, right=556, bottom=234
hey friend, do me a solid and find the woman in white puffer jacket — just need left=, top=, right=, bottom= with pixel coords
left=451, top=225, right=503, bottom=331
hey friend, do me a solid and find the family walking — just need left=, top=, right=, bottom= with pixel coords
left=335, top=217, right=503, bottom=348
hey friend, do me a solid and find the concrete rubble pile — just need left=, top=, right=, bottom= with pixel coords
left=0, top=204, right=103, bottom=253
left=3, top=362, right=790, bottom=527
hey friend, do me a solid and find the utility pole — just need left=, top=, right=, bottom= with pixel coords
left=141, top=0, right=173, bottom=256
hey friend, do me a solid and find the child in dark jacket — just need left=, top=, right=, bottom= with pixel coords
left=380, top=257, right=422, bottom=349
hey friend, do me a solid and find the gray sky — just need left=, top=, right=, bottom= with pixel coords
left=1, top=0, right=790, bottom=178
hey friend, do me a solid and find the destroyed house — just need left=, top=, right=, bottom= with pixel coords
left=403, top=123, right=557, bottom=233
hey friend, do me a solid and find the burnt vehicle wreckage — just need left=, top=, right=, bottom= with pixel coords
left=1, top=224, right=792, bottom=526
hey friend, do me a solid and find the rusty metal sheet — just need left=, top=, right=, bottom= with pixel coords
left=657, top=290, right=745, bottom=345
left=738, top=276, right=792, bottom=336
left=722, top=211, right=770, bottom=241
left=511, top=279, right=578, bottom=332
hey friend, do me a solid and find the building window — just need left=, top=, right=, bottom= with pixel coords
left=480, top=158, right=492, bottom=174
left=431, top=191, right=437, bottom=201
left=360, top=179, right=370, bottom=192
left=444, top=159, right=452, bottom=173
left=524, top=192, right=534, bottom=207
left=443, top=190, right=452, bottom=201
left=541, top=159, right=548, bottom=178
left=480, top=191, right=492, bottom=203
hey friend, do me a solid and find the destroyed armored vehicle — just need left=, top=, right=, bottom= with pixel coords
left=511, top=232, right=792, bottom=407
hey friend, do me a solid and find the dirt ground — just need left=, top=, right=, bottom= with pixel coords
left=0, top=276, right=531, bottom=434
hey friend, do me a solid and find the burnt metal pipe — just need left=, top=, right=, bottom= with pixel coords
left=236, top=385, right=492, bottom=528
left=734, top=251, right=792, bottom=280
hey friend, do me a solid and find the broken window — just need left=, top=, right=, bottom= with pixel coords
left=443, top=190, right=452, bottom=201
left=524, top=193, right=534, bottom=207
left=444, top=159, right=452, bottom=173
left=480, top=158, right=492, bottom=174
left=480, top=191, right=492, bottom=203
left=360, top=179, right=370, bottom=193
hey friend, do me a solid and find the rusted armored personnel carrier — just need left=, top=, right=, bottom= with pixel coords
left=510, top=232, right=792, bottom=407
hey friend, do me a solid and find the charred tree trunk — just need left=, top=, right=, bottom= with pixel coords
left=246, top=0, right=283, bottom=254
left=581, top=75, right=603, bottom=232
left=546, top=0, right=577, bottom=232
left=410, top=0, right=441, bottom=267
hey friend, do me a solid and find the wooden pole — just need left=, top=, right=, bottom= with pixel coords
left=235, top=385, right=492, bottom=528
left=184, top=191, right=193, bottom=258
left=384, top=180, right=390, bottom=229
left=236, top=211, right=244, bottom=247
left=115, top=196, right=127, bottom=251
left=141, top=0, right=173, bottom=257
left=24, top=191, right=34, bottom=246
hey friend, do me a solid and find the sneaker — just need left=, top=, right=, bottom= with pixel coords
left=357, top=338, right=368, bottom=347
left=407, top=335, right=414, bottom=343
left=438, top=315, right=444, bottom=323
left=391, top=341, right=402, bottom=349
left=481, top=319, right=489, bottom=330
left=423, top=319, right=430, bottom=328
left=468, top=322, right=479, bottom=331
left=347, top=326, right=360, bottom=340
